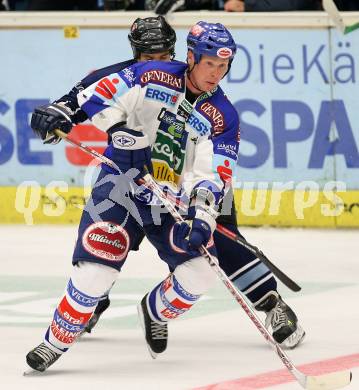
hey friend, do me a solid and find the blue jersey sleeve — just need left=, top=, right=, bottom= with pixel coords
left=54, top=59, right=136, bottom=124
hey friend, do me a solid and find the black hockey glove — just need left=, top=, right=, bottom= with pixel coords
left=31, top=103, right=73, bottom=145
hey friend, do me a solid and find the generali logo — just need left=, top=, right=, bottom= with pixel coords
left=141, top=70, right=183, bottom=90
left=200, top=102, right=225, bottom=131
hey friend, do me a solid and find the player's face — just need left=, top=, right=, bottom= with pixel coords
left=138, top=51, right=171, bottom=62
left=187, top=51, right=229, bottom=93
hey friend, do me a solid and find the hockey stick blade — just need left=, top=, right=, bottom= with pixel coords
left=304, top=370, right=352, bottom=390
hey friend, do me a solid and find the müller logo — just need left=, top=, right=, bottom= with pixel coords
left=141, top=70, right=183, bottom=89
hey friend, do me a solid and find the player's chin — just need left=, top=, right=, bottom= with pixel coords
left=203, top=81, right=217, bottom=91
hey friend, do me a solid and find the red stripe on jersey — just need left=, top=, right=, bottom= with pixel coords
left=58, top=296, right=92, bottom=325
left=171, top=298, right=193, bottom=310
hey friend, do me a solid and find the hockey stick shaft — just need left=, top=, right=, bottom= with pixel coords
left=55, top=129, right=301, bottom=292
left=215, top=223, right=301, bottom=291
left=56, top=129, right=351, bottom=389
left=323, top=0, right=359, bottom=34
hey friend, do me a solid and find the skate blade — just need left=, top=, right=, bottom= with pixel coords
left=23, top=368, right=43, bottom=376
left=147, top=346, right=158, bottom=360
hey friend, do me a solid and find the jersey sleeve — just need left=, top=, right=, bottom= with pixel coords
left=190, top=110, right=240, bottom=204
left=54, top=59, right=137, bottom=125
left=77, top=64, right=140, bottom=132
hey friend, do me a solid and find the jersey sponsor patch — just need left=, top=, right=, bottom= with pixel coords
left=200, top=101, right=225, bottom=133
left=217, top=47, right=232, bottom=59
left=50, top=318, right=81, bottom=344
left=58, top=296, right=92, bottom=325
left=67, top=279, right=100, bottom=307
left=120, top=67, right=135, bottom=87
left=82, top=221, right=130, bottom=262
left=145, top=85, right=179, bottom=107
left=95, top=77, right=119, bottom=99
left=152, top=110, right=188, bottom=184
left=53, top=309, right=83, bottom=333
left=140, top=70, right=183, bottom=90
left=172, top=274, right=200, bottom=301
left=161, top=307, right=180, bottom=319
left=213, top=155, right=235, bottom=184
left=92, top=73, right=130, bottom=103
left=187, top=109, right=211, bottom=136
left=112, top=134, right=136, bottom=148
left=216, top=142, right=238, bottom=158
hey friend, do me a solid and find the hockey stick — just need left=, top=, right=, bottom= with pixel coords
left=323, top=0, right=359, bottom=34
left=215, top=224, right=301, bottom=292
left=54, top=129, right=301, bottom=292
left=141, top=173, right=352, bottom=390
left=54, top=129, right=352, bottom=389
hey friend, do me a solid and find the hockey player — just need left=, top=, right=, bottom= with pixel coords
left=27, top=20, right=304, bottom=372
left=79, top=18, right=305, bottom=348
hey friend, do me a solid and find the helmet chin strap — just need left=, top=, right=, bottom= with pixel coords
left=186, top=62, right=205, bottom=95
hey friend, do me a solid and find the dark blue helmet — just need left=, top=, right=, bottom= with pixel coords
left=187, top=21, right=237, bottom=64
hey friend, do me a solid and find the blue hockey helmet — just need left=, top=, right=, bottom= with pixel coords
left=187, top=22, right=237, bottom=65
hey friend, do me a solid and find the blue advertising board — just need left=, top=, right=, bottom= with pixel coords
left=0, top=26, right=358, bottom=225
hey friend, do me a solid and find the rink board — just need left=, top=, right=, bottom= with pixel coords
left=0, top=186, right=358, bottom=227
left=0, top=14, right=358, bottom=227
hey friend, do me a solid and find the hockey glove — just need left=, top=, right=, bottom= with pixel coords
left=173, top=210, right=216, bottom=255
left=173, top=187, right=219, bottom=255
left=104, top=127, right=153, bottom=180
left=31, top=103, right=73, bottom=144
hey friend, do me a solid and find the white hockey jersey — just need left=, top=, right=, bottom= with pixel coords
left=78, top=60, right=240, bottom=202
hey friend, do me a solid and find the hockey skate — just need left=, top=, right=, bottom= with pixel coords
left=255, top=291, right=305, bottom=349
left=137, top=295, right=168, bottom=359
left=83, top=297, right=111, bottom=334
left=26, top=342, right=61, bottom=372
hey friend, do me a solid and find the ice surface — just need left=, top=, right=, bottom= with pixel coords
left=0, top=226, right=358, bottom=390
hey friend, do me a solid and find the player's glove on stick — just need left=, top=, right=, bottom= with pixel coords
left=173, top=186, right=219, bottom=255
left=104, top=126, right=153, bottom=180
left=31, top=103, right=73, bottom=144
